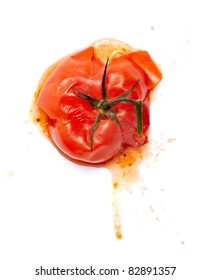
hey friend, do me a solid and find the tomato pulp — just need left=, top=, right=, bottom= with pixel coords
left=34, top=39, right=162, bottom=163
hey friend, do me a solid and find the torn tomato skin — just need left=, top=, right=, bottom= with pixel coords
left=36, top=44, right=162, bottom=164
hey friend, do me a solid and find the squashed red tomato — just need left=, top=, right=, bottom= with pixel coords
left=33, top=39, right=162, bottom=163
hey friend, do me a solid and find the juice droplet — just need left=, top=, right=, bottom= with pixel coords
left=115, top=226, right=123, bottom=239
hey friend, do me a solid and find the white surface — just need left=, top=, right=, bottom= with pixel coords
left=0, top=0, right=211, bottom=279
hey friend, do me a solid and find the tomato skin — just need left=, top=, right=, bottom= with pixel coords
left=36, top=41, right=162, bottom=163
left=49, top=119, right=122, bottom=163
left=37, top=47, right=96, bottom=120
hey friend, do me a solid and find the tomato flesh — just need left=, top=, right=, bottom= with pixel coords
left=36, top=43, right=162, bottom=163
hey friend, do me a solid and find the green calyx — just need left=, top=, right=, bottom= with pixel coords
left=72, top=59, right=143, bottom=151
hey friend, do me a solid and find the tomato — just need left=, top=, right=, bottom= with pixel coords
left=35, top=39, right=162, bottom=163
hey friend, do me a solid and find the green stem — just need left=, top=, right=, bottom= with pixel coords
left=135, top=101, right=143, bottom=135
left=105, top=107, right=124, bottom=126
left=116, top=79, right=140, bottom=99
left=108, top=98, right=142, bottom=134
left=71, top=59, right=143, bottom=150
left=73, top=86, right=100, bottom=108
left=90, top=112, right=104, bottom=151
left=102, top=59, right=109, bottom=100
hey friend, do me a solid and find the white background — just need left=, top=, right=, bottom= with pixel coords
left=0, top=0, right=211, bottom=279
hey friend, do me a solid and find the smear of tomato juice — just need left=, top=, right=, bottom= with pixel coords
left=104, top=144, right=150, bottom=239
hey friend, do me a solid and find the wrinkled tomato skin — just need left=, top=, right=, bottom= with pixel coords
left=49, top=119, right=122, bottom=163
left=36, top=45, right=161, bottom=163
